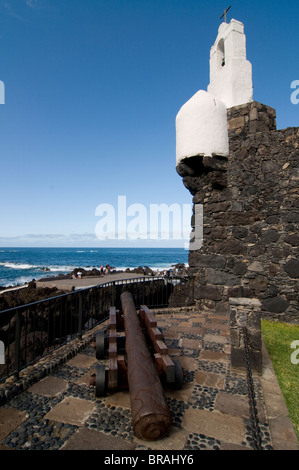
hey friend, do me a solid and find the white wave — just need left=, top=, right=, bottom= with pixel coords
left=0, top=276, right=32, bottom=287
left=0, top=261, right=75, bottom=272
left=14, top=276, right=33, bottom=285
left=0, top=262, right=39, bottom=270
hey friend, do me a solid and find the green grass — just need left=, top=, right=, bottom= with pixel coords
left=261, top=319, right=299, bottom=442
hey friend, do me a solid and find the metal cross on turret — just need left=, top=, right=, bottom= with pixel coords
left=220, top=5, right=231, bottom=23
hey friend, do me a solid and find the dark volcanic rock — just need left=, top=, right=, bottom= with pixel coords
left=284, top=259, right=299, bottom=279
left=262, top=296, right=290, bottom=314
left=0, top=286, right=65, bottom=312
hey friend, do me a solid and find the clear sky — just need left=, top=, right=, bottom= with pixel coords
left=0, top=0, right=298, bottom=247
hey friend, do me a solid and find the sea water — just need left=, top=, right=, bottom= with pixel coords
left=0, top=247, right=189, bottom=287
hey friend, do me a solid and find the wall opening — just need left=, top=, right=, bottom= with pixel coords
left=218, top=39, right=225, bottom=67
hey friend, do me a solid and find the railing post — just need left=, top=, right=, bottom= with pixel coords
left=78, top=293, right=83, bottom=340
left=142, top=277, right=145, bottom=305
left=14, top=310, right=21, bottom=379
left=112, top=281, right=116, bottom=307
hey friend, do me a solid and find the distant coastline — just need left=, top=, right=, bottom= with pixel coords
left=0, top=262, right=188, bottom=313
left=0, top=262, right=188, bottom=293
left=0, top=246, right=189, bottom=291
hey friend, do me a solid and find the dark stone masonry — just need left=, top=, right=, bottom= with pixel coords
left=175, top=101, right=299, bottom=323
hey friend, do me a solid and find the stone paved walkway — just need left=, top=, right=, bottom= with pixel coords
left=0, top=307, right=298, bottom=451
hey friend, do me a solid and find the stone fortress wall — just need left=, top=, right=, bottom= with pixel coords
left=178, top=101, right=299, bottom=323
left=174, top=18, right=298, bottom=323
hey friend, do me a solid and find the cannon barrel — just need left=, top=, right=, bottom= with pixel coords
left=120, top=291, right=172, bottom=440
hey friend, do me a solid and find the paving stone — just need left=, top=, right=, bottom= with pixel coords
left=28, top=376, right=68, bottom=397
left=268, top=415, right=299, bottom=448
left=0, top=408, right=28, bottom=441
left=44, top=397, right=96, bottom=427
left=180, top=338, right=200, bottom=349
left=66, top=354, right=97, bottom=369
left=163, top=330, right=180, bottom=339
left=172, top=313, right=192, bottom=319
left=176, top=325, right=206, bottom=335
left=260, top=342, right=299, bottom=449
left=205, top=315, right=229, bottom=323
left=204, top=334, right=227, bottom=345
left=178, top=356, right=198, bottom=371
left=215, top=391, right=266, bottom=422
left=103, top=391, right=131, bottom=409
left=61, top=428, right=136, bottom=450
left=165, top=383, right=194, bottom=403
left=195, top=370, right=225, bottom=389
left=261, top=390, right=289, bottom=419
left=181, top=408, right=246, bottom=445
left=199, top=350, right=228, bottom=361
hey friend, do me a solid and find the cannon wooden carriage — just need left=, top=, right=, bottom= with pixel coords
left=92, top=291, right=184, bottom=440
left=94, top=293, right=184, bottom=396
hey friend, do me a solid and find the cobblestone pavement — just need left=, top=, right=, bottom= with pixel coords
left=0, top=307, right=298, bottom=451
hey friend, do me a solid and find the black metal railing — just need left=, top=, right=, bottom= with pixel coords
left=0, top=276, right=180, bottom=383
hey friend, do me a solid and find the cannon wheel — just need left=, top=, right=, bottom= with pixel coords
left=95, top=365, right=107, bottom=397
left=172, top=359, right=184, bottom=390
left=96, top=331, right=106, bottom=359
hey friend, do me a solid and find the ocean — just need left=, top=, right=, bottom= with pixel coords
left=0, top=247, right=189, bottom=287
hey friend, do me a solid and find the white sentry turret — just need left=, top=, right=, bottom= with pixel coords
left=176, top=18, right=253, bottom=170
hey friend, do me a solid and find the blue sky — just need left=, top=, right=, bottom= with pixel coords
left=0, top=0, right=298, bottom=247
